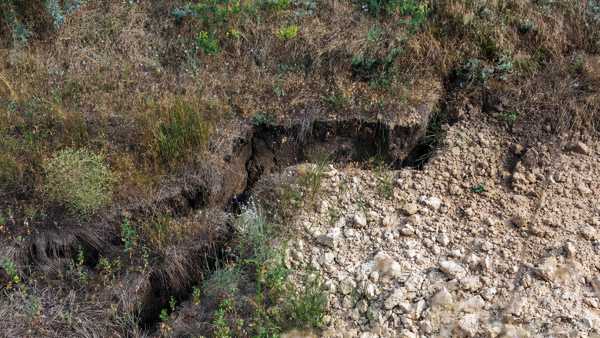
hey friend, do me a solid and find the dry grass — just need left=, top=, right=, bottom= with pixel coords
left=1, top=0, right=597, bottom=208
left=0, top=0, right=599, bottom=335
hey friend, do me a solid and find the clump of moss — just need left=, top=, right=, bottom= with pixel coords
left=44, top=148, right=115, bottom=215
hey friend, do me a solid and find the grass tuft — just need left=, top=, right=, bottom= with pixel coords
left=155, top=100, right=213, bottom=166
left=43, top=148, right=115, bottom=215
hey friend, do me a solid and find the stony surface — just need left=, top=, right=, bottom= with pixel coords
left=282, top=116, right=600, bottom=337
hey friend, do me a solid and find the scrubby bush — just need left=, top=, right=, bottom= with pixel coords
left=0, top=0, right=83, bottom=47
left=44, top=148, right=115, bottom=215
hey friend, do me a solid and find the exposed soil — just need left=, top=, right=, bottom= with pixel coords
left=267, top=110, right=600, bottom=337
left=1, top=104, right=441, bottom=335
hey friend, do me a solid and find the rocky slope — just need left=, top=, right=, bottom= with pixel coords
left=275, top=112, right=600, bottom=337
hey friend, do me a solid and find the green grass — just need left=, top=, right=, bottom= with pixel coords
left=120, top=219, right=138, bottom=255
left=276, top=25, right=299, bottom=40
left=499, top=111, right=519, bottom=126
left=155, top=100, right=212, bottom=165
left=373, top=160, right=394, bottom=199
left=197, top=206, right=326, bottom=337
left=1, top=258, right=21, bottom=286
left=197, top=31, right=220, bottom=54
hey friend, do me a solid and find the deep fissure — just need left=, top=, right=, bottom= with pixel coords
left=137, top=113, right=448, bottom=332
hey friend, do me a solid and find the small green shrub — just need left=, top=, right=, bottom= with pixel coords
left=159, top=308, right=169, bottom=322
left=45, top=0, right=65, bottom=29
left=1, top=258, right=21, bottom=286
left=276, top=25, right=299, bottom=40
left=197, top=31, right=220, bottom=54
left=373, top=161, right=394, bottom=199
left=120, top=219, right=138, bottom=255
left=0, top=3, right=31, bottom=46
left=213, top=298, right=234, bottom=338
left=351, top=47, right=401, bottom=83
left=299, top=158, right=329, bottom=202
left=499, top=110, right=519, bottom=126
left=97, top=256, right=121, bottom=281
left=44, top=148, right=115, bottom=215
left=471, top=184, right=486, bottom=193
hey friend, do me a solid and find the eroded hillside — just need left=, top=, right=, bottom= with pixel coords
left=1, top=1, right=599, bottom=337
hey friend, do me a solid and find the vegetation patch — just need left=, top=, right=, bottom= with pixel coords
left=154, top=100, right=213, bottom=166
left=160, top=206, right=327, bottom=337
left=43, top=148, right=115, bottom=215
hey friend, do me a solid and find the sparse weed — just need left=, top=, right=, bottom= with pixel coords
left=251, top=112, right=275, bottom=126
left=74, top=247, right=89, bottom=284
left=471, top=184, right=486, bottom=193
left=499, top=111, right=519, bottom=126
left=97, top=257, right=121, bottom=282
left=24, top=294, right=41, bottom=320
left=203, top=266, right=241, bottom=300
left=322, top=92, right=349, bottom=111
left=327, top=206, right=341, bottom=225
left=513, top=55, right=539, bottom=76
left=192, top=286, right=202, bottom=305
left=120, top=219, right=138, bottom=255
left=276, top=25, right=299, bottom=40
left=259, top=0, right=291, bottom=11
left=496, top=55, right=514, bottom=79
left=273, top=82, right=286, bottom=97
left=1, top=258, right=21, bottom=286
left=299, top=157, right=329, bottom=202
left=281, top=273, right=327, bottom=330
left=571, top=55, right=586, bottom=75
left=213, top=298, right=234, bottom=338
left=517, top=19, right=535, bottom=34
left=201, top=205, right=327, bottom=336
left=373, top=160, right=394, bottom=199
left=454, top=58, right=494, bottom=87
